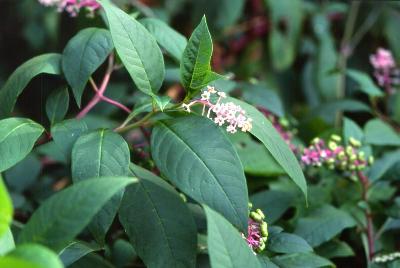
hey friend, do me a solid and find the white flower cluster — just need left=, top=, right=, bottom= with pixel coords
left=182, top=86, right=253, bottom=134
left=373, top=252, right=400, bottom=263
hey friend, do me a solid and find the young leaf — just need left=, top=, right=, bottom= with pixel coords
left=0, top=228, right=15, bottom=256
left=204, top=206, right=262, bottom=268
left=180, top=16, right=223, bottom=95
left=17, top=177, right=136, bottom=251
left=51, top=119, right=88, bottom=161
left=59, top=241, right=102, bottom=267
left=62, top=28, right=113, bottom=106
left=294, top=205, right=356, bottom=247
left=0, top=244, right=63, bottom=268
left=46, top=88, right=69, bottom=125
left=271, top=252, right=333, bottom=268
left=151, top=115, right=249, bottom=231
left=267, top=232, right=313, bottom=254
left=364, top=119, right=400, bottom=146
left=0, top=118, right=44, bottom=172
left=119, top=164, right=197, bottom=268
left=140, top=18, right=187, bottom=62
left=228, top=98, right=307, bottom=202
left=0, top=54, right=61, bottom=118
left=347, top=69, right=383, bottom=97
left=71, top=130, right=130, bottom=244
left=0, top=176, right=13, bottom=238
left=98, top=0, right=165, bottom=96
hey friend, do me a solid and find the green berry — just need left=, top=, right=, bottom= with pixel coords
left=349, top=137, right=361, bottom=147
left=255, top=209, right=265, bottom=220
left=331, top=134, right=342, bottom=142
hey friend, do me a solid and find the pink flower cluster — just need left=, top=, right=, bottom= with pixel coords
left=301, top=135, right=373, bottom=175
left=370, top=48, right=400, bottom=94
left=243, top=205, right=268, bottom=254
left=38, top=0, right=100, bottom=17
left=182, top=86, right=253, bottom=134
left=259, top=108, right=297, bottom=152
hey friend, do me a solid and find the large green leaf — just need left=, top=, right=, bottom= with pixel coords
left=180, top=16, right=222, bottom=95
left=18, top=177, right=136, bottom=251
left=51, top=119, right=88, bottom=161
left=343, top=117, right=364, bottom=145
left=0, top=53, right=61, bottom=118
left=0, top=228, right=15, bottom=256
left=46, top=88, right=69, bottom=125
left=140, top=18, right=187, bottom=62
left=204, top=206, right=262, bottom=268
left=294, top=205, right=356, bottom=247
left=0, top=176, right=13, bottom=238
left=0, top=244, right=63, bottom=268
left=347, top=69, right=383, bottom=97
left=151, top=115, right=248, bottom=231
left=99, top=0, right=165, bottom=96
left=368, top=149, right=400, bottom=181
left=229, top=98, right=307, bottom=201
left=62, top=28, right=114, bottom=106
left=241, top=83, right=284, bottom=117
left=71, top=129, right=130, bottom=244
left=59, top=241, right=102, bottom=267
left=0, top=118, right=44, bottom=172
left=315, top=240, right=354, bottom=259
left=119, top=164, right=197, bottom=268
left=267, top=232, right=312, bottom=254
left=364, top=119, right=400, bottom=146
left=271, top=252, right=333, bottom=268
left=313, top=99, right=371, bottom=124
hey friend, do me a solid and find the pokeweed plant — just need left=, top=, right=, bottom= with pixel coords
left=0, top=1, right=399, bottom=268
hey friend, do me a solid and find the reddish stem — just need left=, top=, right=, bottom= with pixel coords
left=357, top=171, right=375, bottom=261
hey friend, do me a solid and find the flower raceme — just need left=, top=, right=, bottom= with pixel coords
left=243, top=205, right=268, bottom=254
left=38, top=0, right=100, bottom=17
left=182, top=86, right=253, bottom=134
left=301, top=135, right=373, bottom=177
left=370, top=48, right=400, bottom=94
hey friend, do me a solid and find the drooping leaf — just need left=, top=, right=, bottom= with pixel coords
left=368, top=149, right=400, bottom=181
left=119, top=164, right=197, bottom=268
left=62, top=27, right=114, bottom=106
left=204, top=206, right=262, bottom=268
left=271, top=252, right=333, bottom=268
left=51, top=119, right=88, bottom=161
left=46, top=88, right=69, bottom=125
left=315, top=240, right=354, bottom=259
left=18, top=177, right=136, bottom=251
left=0, top=244, right=63, bottom=268
left=180, top=16, right=223, bottom=95
left=364, top=119, right=400, bottom=146
left=347, top=69, right=383, bottom=97
left=0, top=176, right=13, bottom=238
left=71, top=129, right=130, bottom=244
left=140, top=18, right=187, bottom=62
left=59, top=241, right=102, bottom=267
left=343, top=117, right=364, bottom=145
left=228, top=97, right=307, bottom=201
left=151, top=115, right=249, bottom=231
left=99, top=0, right=165, bottom=96
left=294, top=205, right=356, bottom=247
left=0, top=54, right=61, bottom=118
left=0, top=118, right=44, bottom=172
left=267, top=232, right=313, bottom=254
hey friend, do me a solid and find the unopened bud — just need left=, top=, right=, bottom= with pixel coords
left=328, top=141, right=337, bottom=150
left=311, top=137, right=321, bottom=145
left=260, top=222, right=268, bottom=237
left=349, top=137, right=361, bottom=147
left=250, top=212, right=263, bottom=223
left=368, top=156, right=374, bottom=165
left=331, top=134, right=342, bottom=142
left=255, top=209, right=265, bottom=220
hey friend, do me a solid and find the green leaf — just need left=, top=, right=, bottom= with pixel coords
left=62, top=27, right=114, bottom=106
left=68, top=253, right=113, bottom=268
left=0, top=176, right=13, bottom=238
left=271, top=252, right=333, bottom=268
left=180, top=16, right=223, bottom=95
left=0, top=118, right=44, bottom=172
left=110, top=239, right=137, bottom=268
left=0, top=244, right=63, bottom=268
left=153, top=95, right=171, bottom=112
left=241, top=83, right=284, bottom=117
left=59, top=241, right=102, bottom=267
left=347, top=69, right=383, bottom=97
left=4, top=154, right=41, bottom=193
left=151, top=115, right=249, bottom=231
left=364, top=119, right=400, bottom=146
left=140, top=18, right=187, bottom=62
left=229, top=132, right=285, bottom=177
left=18, top=177, right=136, bottom=251
left=368, top=149, right=400, bottom=181
left=51, top=119, right=88, bottom=161
left=46, top=88, right=69, bottom=125
left=228, top=97, right=307, bottom=201
left=72, top=130, right=130, bottom=244
left=314, top=99, right=371, bottom=124
left=119, top=164, right=197, bottom=268
left=343, top=117, right=364, bottom=145
left=0, top=54, right=61, bottom=118
left=99, top=0, right=165, bottom=96
left=315, top=240, right=354, bottom=259
left=294, top=204, right=356, bottom=247
left=250, top=190, right=294, bottom=224
left=204, top=206, right=262, bottom=268
left=268, top=232, right=313, bottom=254
left=0, top=228, right=15, bottom=256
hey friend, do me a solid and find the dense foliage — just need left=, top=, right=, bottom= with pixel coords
left=0, top=0, right=400, bottom=267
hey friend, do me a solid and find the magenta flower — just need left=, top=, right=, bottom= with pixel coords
left=242, top=207, right=268, bottom=254
left=38, top=0, right=100, bottom=17
left=370, top=48, right=400, bottom=94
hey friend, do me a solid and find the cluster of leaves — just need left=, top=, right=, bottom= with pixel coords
left=0, top=0, right=400, bottom=268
